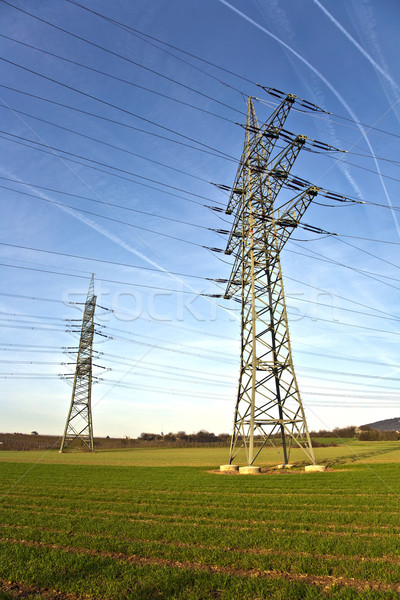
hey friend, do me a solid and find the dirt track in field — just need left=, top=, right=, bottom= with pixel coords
left=2, top=537, right=400, bottom=595
left=0, top=578, right=83, bottom=599
left=2, top=501, right=399, bottom=534
left=2, top=523, right=400, bottom=567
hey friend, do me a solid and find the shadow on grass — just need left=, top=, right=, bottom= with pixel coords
left=319, top=444, right=399, bottom=467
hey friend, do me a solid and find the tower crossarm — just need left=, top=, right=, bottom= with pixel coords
left=264, top=186, right=321, bottom=254
left=263, top=135, right=307, bottom=197
left=226, top=95, right=296, bottom=217
left=224, top=250, right=242, bottom=300
left=225, top=135, right=307, bottom=257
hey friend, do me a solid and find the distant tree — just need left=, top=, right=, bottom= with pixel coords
left=163, top=433, right=176, bottom=442
left=140, top=432, right=157, bottom=441
left=309, top=429, right=331, bottom=438
left=194, top=430, right=216, bottom=442
left=332, top=426, right=356, bottom=438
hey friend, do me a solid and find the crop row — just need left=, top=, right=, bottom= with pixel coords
left=2, top=501, right=400, bottom=535
left=2, top=492, right=399, bottom=530
left=1, top=461, right=400, bottom=599
left=3, top=540, right=400, bottom=600
left=1, top=501, right=399, bottom=563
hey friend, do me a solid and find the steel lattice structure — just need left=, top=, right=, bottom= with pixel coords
left=225, top=96, right=321, bottom=466
left=60, top=275, right=96, bottom=452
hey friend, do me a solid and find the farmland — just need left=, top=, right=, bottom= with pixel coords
left=1, top=443, right=400, bottom=599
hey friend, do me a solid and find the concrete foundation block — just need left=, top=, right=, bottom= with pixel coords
left=219, top=464, right=239, bottom=472
left=305, top=464, right=327, bottom=472
left=239, top=466, right=261, bottom=474
left=276, top=463, right=295, bottom=469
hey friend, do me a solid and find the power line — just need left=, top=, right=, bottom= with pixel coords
left=0, top=0, right=244, bottom=116
left=0, top=344, right=236, bottom=378
left=3, top=77, right=400, bottom=198
left=286, top=242, right=400, bottom=292
left=0, top=134, right=228, bottom=209
left=64, top=0, right=400, bottom=144
left=4, top=238, right=398, bottom=328
left=2, top=237, right=399, bottom=325
left=0, top=33, right=237, bottom=125
left=3, top=174, right=400, bottom=247
left=0, top=262, right=220, bottom=295
left=0, top=241, right=223, bottom=282
left=287, top=294, right=400, bottom=324
left=0, top=184, right=223, bottom=251
left=297, top=365, right=400, bottom=382
left=286, top=245, right=400, bottom=283
left=0, top=84, right=238, bottom=165
left=0, top=176, right=224, bottom=228
left=0, top=56, right=237, bottom=160
left=298, top=349, right=400, bottom=370
left=285, top=275, right=398, bottom=321
left=64, top=0, right=253, bottom=90
left=0, top=128, right=227, bottom=205
left=293, top=312, right=400, bottom=337
left=2, top=341, right=398, bottom=393
left=0, top=358, right=233, bottom=388
left=0, top=105, right=221, bottom=187
left=335, top=236, right=400, bottom=271
left=2, top=335, right=399, bottom=370
left=8, top=0, right=398, bottom=152
left=6, top=132, right=400, bottom=255
left=0, top=322, right=237, bottom=364
left=7, top=10, right=399, bottom=186
left=256, top=96, right=400, bottom=152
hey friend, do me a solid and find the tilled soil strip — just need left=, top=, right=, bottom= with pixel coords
left=2, top=490, right=397, bottom=509
left=2, top=502, right=397, bottom=526
left=0, top=505, right=397, bottom=538
left=1, top=525, right=400, bottom=567
left=1, top=537, right=400, bottom=594
left=0, top=578, right=87, bottom=599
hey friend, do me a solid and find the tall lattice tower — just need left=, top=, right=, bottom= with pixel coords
left=60, top=275, right=96, bottom=452
left=223, top=95, right=321, bottom=468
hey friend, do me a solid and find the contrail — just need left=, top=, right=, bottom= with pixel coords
left=0, top=169, right=237, bottom=319
left=314, top=0, right=400, bottom=128
left=0, top=94, right=238, bottom=319
left=251, top=0, right=363, bottom=198
left=312, top=0, right=400, bottom=95
left=216, top=0, right=400, bottom=236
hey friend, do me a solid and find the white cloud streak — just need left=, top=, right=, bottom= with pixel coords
left=216, top=0, right=400, bottom=236
left=312, top=0, right=400, bottom=95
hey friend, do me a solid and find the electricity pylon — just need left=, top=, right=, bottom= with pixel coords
left=225, top=96, right=319, bottom=467
left=60, top=275, right=96, bottom=452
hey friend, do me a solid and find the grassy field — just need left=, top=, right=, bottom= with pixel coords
left=1, top=442, right=400, bottom=599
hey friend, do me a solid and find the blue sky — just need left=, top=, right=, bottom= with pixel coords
left=0, top=0, right=399, bottom=438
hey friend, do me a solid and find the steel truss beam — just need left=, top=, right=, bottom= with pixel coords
left=60, top=275, right=96, bottom=452
left=226, top=97, right=319, bottom=466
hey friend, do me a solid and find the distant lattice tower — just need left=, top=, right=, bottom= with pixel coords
left=60, top=275, right=96, bottom=452
left=223, top=96, right=321, bottom=469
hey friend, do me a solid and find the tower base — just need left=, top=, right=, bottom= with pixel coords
left=239, top=466, right=261, bottom=474
left=305, top=465, right=327, bottom=472
left=220, top=464, right=239, bottom=473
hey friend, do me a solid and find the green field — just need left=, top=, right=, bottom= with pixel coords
left=1, top=443, right=400, bottom=599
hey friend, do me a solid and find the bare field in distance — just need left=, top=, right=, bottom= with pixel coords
left=0, top=439, right=400, bottom=466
